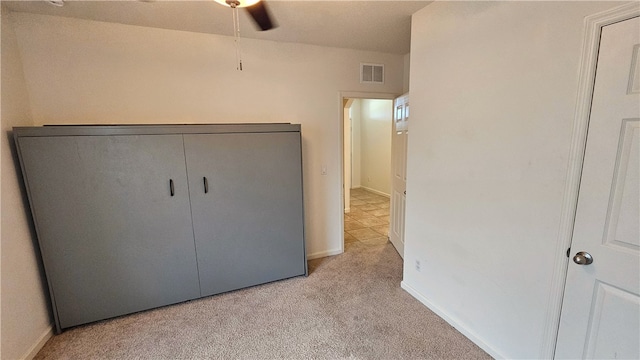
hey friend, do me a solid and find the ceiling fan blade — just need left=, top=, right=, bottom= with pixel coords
left=245, top=1, right=276, bottom=31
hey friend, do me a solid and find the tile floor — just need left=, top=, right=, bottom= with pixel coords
left=344, top=188, right=390, bottom=247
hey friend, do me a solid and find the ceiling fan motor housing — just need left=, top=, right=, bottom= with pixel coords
left=220, top=0, right=261, bottom=8
left=215, top=0, right=275, bottom=32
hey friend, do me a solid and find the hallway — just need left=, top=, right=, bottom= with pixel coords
left=344, top=188, right=390, bottom=247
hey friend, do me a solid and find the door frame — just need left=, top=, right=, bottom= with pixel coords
left=338, top=91, right=398, bottom=255
left=541, top=3, right=640, bottom=358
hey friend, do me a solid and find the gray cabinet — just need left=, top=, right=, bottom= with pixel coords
left=14, top=124, right=307, bottom=332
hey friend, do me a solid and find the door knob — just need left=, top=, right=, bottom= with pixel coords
left=573, top=251, right=593, bottom=265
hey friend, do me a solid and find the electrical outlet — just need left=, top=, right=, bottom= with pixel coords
left=415, top=260, right=421, bottom=272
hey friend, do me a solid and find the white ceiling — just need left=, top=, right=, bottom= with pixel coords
left=3, top=0, right=432, bottom=54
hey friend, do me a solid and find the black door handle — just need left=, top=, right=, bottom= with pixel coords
left=203, top=177, right=208, bottom=194
left=169, top=179, right=175, bottom=197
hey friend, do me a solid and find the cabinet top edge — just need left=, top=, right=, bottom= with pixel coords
left=13, top=123, right=301, bottom=137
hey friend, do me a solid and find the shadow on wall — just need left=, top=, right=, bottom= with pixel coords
left=5, top=130, right=53, bottom=321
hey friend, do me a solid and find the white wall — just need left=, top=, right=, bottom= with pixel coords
left=10, top=11, right=403, bottom=258
left=350, top=100, right=362, bottom=188
left=343, top=102, right=352, bottom=212
left=402, top=53, right=410, bottom=93
left=360, top=99, right=392, bottom=195
left=402, top=2, right=625, bottom=358
left=1, top=8, right=52, bottom=360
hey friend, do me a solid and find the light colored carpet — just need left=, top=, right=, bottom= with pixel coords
left=34, top=240, right=491, bottom=359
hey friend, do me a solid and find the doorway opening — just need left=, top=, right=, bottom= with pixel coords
left=342, top=97, right=394, bottom=251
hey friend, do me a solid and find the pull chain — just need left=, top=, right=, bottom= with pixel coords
left=232, top=5, right=243, bottom=71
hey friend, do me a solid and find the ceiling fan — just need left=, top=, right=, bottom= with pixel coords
left=213, top=0, right=276, bottom=31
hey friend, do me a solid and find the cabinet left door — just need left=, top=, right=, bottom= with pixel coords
left=17, top=134, right=201, bottom=331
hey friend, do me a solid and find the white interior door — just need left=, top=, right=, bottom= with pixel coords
left=389, top=94, right=409, bottom=258
left=555, top=16, right=640, bottom=359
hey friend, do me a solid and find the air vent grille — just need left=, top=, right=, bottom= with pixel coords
left=360, top=63, right=384, bottom=84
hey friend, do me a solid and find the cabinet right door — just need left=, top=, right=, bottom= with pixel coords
left=184, top=132, right=306, bottom=297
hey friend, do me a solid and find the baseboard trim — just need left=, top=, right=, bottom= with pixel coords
left=360, top=186, right=390, bottom=198
left=20, top=325, right=53, bottom=360
left=344, top=207, right=351, bottom=213
left=400, top=281, right=505, bottom=359
left=307, top=248, right=342, bottom=260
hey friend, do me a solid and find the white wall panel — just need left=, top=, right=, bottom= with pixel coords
left=360, top=99, right=392, bottom=195
left=351, top=99, right=362, bottom=188
left=9, top=12, right=404, bottom=260
left=1, top=8, right=52, bottom=360
left=403, top=2, right=626, bottom=358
